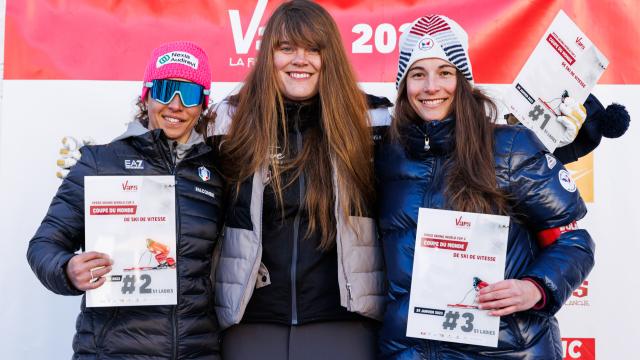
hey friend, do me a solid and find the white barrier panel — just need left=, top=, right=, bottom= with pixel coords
left=2, top=81, right=637, bottom=359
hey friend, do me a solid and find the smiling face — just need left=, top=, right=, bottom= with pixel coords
left=406, top=58, right=457, bottom=121
left=146, top=78, right=202, bottom=144
left=274, top=41, right=321, bottom=101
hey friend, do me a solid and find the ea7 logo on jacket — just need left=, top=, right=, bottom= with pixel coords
left=124, top=159, right=144, bottom=170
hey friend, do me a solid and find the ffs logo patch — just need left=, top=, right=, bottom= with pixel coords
left=558, top=169, right=577, bottom=192
left=545, top=154, right=557, bottom=169
left=125, top=159, right=144, bottom=170
left=198, top=166, right=211, bottom=182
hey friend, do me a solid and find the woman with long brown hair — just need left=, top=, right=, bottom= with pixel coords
left=376, top=15, right=594, bottom=359
left=212, top=1, right=385, bottom=359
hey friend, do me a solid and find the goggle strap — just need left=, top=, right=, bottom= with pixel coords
left=146, top=80, right=207, bottom=95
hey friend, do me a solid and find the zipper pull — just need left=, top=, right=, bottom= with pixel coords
left=413, top=124, right=431, bottom=152
left=346, top=283, right=353, bottom=311
left=171, top=141, right=178, bottom=162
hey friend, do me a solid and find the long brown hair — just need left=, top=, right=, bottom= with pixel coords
left=391, top=71, right=509, bottom=214
left=221, top=0, right=373, bottom=250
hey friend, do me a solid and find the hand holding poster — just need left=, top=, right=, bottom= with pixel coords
left=84, top=176, right=177, bottom=307
left=504, top=10, right=608, bottom=152
left=406, top=208, right=509, bottom=348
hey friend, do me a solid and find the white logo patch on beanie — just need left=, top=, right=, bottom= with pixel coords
left=418, top=37, right=435, bottom=50
left=156, top=51, right=199, bottom=69
left=396, top=15, right=473, bottom=88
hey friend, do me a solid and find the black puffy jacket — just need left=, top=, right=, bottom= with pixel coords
left=375, top=119, right=594, bottom=359
left=27, top=129, right=224, bottom=360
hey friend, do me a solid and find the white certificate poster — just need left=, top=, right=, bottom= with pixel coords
left=406, top=208, right=509, bottom=347
left=504, top=10, right=608, bottom=152
left=84, top=176, right=177, bottom=307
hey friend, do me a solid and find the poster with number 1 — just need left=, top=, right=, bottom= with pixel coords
left=84, top=176, right=177, bottom=307
left=504, top=10, right=608, bottom=152
left=406, top=208, right=509, bottom=347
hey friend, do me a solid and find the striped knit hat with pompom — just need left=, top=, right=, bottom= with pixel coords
left=396, top=15, right=473, bottom=89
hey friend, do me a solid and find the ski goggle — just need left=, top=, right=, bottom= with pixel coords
left=145, top=79, right=210, bottom=107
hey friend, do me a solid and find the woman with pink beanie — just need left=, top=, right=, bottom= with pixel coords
left=28, top=41, right=225, bottom=359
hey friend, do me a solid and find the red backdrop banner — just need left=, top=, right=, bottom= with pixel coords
left=5, top=0, right=638, bottom=83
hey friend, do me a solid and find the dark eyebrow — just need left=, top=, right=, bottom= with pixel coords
left=409, top=64, right=456, bottom=72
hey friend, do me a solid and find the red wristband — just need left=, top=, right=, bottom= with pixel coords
left=523, top=278, right=546, bottom=310
left=536, top=221, right=579, bottom=248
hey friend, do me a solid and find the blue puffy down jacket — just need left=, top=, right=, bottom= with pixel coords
left=375, top=119, right=594, bottom=360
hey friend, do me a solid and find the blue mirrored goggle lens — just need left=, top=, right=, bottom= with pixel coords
left=147, top=79, right=205, bottom=107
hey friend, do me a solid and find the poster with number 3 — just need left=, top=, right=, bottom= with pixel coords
left=406, top=208, right=509, bottom=347
left=84, top=176, right=177, bottom=307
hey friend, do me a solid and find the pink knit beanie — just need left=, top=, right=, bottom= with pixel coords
left=141, top=41, right=212, bottom=107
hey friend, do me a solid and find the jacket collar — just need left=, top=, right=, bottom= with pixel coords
left=283, top=96, right=321, bottom=133
left=130, top=127, right=212, bottom=162
left=401, top=116, right=455, bottom=158
left=112, top=120, right=149, bottom=142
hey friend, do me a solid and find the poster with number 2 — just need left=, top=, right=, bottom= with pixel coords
left=84, top=176, right=177, bottom=307
left=406, top=208, right=509, bottom=347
